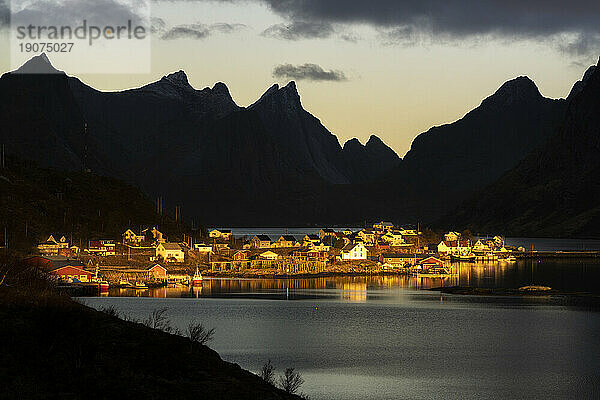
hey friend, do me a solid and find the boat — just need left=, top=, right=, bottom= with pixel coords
left=134, top=282, right=148, bottom=290
left=414, top=265, right=457, bottom=278
left=192, top=267, right=203, bottom=286
left=505, top=255, right=517, bottom=262
left=450, top=253, right=476, bottom=262
left=98, top=280, right=109, bottom=292
left=119, top=280, right=134, bottom=288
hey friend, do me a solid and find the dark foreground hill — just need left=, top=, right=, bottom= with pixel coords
left=0, top=258, right=299, bottom=399
left=443, top=59, right=600, bottom=237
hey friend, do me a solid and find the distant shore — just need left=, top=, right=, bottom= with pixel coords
left=430, top=286, right=600, bottom=309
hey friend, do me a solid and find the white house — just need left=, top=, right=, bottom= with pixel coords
left=437, top=240, right=472, bottom=256
left=156, top=243, right=185, bottom=262
left=341, top=242, right=368, bottom=260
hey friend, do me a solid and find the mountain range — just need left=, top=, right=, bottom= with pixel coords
left=444, top=59, right=600, bottom=237
left=1, top=54, right=598, bottom=234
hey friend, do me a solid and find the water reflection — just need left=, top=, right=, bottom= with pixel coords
left=106, top=259, right=600, bottom=299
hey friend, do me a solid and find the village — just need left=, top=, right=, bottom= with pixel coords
left=21, top=221, right=521, bottom=293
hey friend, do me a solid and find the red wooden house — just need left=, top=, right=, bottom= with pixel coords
left=233, top=250, right=251, bottom=261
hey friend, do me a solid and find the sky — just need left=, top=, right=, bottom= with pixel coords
left=1, top=0, right=599, bottom=156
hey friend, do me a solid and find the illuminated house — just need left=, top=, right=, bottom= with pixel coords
left=341, top=242, right=368, bottom=260
left=122, top=229, right=145, bottom=244
left=37, top=235, right=69, bottom=255
left=88, top=240, right=116, bottom=256
left=156, top=243, right=185, bottom=262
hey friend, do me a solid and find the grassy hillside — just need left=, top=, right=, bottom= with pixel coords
left=0, top=256, right=300, bottom=399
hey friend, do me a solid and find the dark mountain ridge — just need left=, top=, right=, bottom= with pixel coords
left=382, top=75, right=567, bottom=221
left=2, top=54, right=595, bottom=230
left=443, top=57, right=600, bottom=237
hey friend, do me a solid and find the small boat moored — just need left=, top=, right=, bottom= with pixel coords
left=192, top=267, right=203, bottom=286
left=451, top=253, right=476, bottom=262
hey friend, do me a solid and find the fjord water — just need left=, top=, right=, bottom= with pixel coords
left=84, top=261, right=600, bottom=400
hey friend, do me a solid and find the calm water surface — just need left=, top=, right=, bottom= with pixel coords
left=84, top=260, right=600, bottom=400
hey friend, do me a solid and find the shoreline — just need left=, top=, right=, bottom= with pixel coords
left=429, top=286, right=600, bottom=309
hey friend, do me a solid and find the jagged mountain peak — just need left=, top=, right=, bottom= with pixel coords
left=483, top=76, right=542, bottom=106
left=343, top=138, right=362, bottom=150
left=163, top=70, right=191, bottom=87
left=567, top=64, right=597, bottom=100
left=366, top=135, right=386, bottom=147
left=212, top=81, right=229, bottom=94
left=251, top=81, right=302, bottom=110
left=15, top=53, right=62, bottom=74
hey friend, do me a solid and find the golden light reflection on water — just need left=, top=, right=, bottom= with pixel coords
left=107, top=260, right=528, bottom=301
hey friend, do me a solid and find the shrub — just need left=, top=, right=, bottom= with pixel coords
left=278, top=367, right=304, bottom=394
left=186, top=322, right=215, bottom=350
left=260, top=359, right=275, bottom=385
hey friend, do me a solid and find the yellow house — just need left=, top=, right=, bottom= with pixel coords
left=156, top=243, right=185, bottom=262
left=209, top=229, right=233, bottom=240
left=259, top=251, right=280, bottom=260
left=122, top=229, right=145, bottom=244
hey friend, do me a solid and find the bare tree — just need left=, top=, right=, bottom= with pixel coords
left=186, top=321, right=215, bottom=349
left=143, top=307, right=171, bottom=331
left=278, top=367, right=304, bottom=394
left=100, top=305, right=120, bottom=318
left=260, top=359, right=275, bottom=385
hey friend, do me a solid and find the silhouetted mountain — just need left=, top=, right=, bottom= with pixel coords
left=567, top=65, right=597, bottom=100
left=0, top=54, right=106, bottom=173
left=249, top=81, right=351, bottom=183
left=1, top=54, right=594, bottom=228
left=342, top=135, right=401, bottom=182
left=444, top=58, right=600, bottom=237
left=381, top=76, right=567, bottom=221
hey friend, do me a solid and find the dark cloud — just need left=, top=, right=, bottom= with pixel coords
left=0, top=0, right=8, bottom=29
left=259, top=0, right=600, bottom=38
left=273, top=63, right=347, bottom=81
left=161, top=24, right=210, bottom=40
left=189, top=0, right=600, bottom=56
left=262, top=21, right=334, bottom=40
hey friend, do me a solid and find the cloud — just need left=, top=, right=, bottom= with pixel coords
left=209, top=22, right=247, bottom=34
left=161, top=24, right=209, bottom=40
left=10, top=0, right=148, bottom=27
left=262, top=21, right=334, bottom=40
left=0, top=0, right=8, bottom=29
left=158, top=21, right=246, bottom=40
left=340, top=33, right=360, bottom=43
left=273, top=63, right=347, bottom=81
left=151, top=17, right=167, bottom=34
left=188, top=0, right=600, bottom=56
